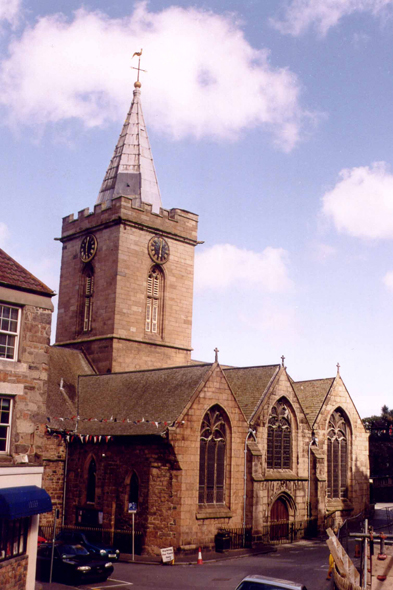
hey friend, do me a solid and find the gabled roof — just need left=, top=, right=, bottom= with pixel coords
left=224, top=365, right=280, bottom=420
left=0, top=249, right=54, bottom=296
left=47, top=347, right=95, bottom=431
left=53, top=363, right=214, bottom=436
left=96, top=82, right=162, bottom=213
left=292, top=378, right=335, bottom=427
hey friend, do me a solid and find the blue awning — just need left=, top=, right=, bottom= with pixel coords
left=0, top=486, right=52, bottom=519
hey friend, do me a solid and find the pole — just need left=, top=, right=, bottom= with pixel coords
left=49, top=508, right=59, bottom=583
left=132, top=512, right=135, bottom=562
left=363, top=519, right=368, bottom=590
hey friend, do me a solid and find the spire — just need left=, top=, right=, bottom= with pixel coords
left=96, top=81, right=162, bottom=213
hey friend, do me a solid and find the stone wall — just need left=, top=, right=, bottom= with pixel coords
left=252, top=370, right=311, bottom=533
left=0, top=300, right=52, bottom=466
left=314, top=375, right=369, bottom=526
left=64, top=436, right=180, bottom=553
left=56, top=197, right=198, bottom=374
left=0, top=555, right=28, bottom=590
left=168, top=365, right=250, bottom=549
left=41, top=434, right=66, bottom=526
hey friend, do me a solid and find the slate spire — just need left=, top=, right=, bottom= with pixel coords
left=96, top=80, right=162, bottom=213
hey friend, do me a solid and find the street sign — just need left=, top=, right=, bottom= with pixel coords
left=161, top=546, right=174, bottom=564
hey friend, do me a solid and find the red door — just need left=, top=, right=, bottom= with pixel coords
left=270, top=497, right=289, bottom=540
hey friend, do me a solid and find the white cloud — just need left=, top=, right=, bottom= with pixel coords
left=383, top=270, right=393, bottom=291
left=0, top=3, right=315, bottom=150
left=0, top=222, right=10, bottom=247
left=311, top=242, right=337, bottom=262
left=0, top=0, right=21, bottom=26
left=322, top=162, right=393, bottom=239
left=271, top=0, right=393, bottom=37
left=194, top=244, right=293, bottom=293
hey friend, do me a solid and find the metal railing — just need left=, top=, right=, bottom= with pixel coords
left=38, top=524, right=144, bottom=555
left=218, top=518, right=318, bottom=548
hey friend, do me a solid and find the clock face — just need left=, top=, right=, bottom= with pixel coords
left=80, top=234, right=98, bottom=263
left=148, top=235, right=170, bottom=264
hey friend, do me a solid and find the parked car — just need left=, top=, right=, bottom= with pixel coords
left=235, top=575, right=308, bottom=590
left=36, top=542, right=114, bottom=585
left=56, top=530, right=120, bottom=561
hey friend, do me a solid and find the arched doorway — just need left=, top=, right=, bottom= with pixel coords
left=270, top=496, right=289, bottom=541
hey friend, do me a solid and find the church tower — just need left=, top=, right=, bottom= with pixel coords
left=55, top=79, right=199, bottom=374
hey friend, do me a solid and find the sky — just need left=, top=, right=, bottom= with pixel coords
left=1, top=0, right=393, bottom=418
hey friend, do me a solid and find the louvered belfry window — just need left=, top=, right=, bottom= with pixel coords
left=83, top=273, right=94, bottom=332
left=267, top=400, right=291, bottom=469
left=198, top=406, right=227, bottom=505
left=146, top=267, right=162, bottom=334
left=327, top=409, right=348, bottom=499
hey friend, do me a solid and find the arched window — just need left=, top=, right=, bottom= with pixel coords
left=86, top=458, right=96, bottom=503
left=80, top=265, right=94, bottom=333
left=145, top=266, right=163, bottom=334
left=128, top=472, right=139, bottom=510
left=198, top=405, right=227, bottom=505
left=327, top=409, right=348, bottom=499
left=267, top=400, right=291, bottom=469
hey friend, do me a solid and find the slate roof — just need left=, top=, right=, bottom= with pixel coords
left=0, top=249, right=54, bottom=296
left=47, top=363, right=214, bottom=436
left=47, top=347, right=95, bottom=431
left=224, top=365, right=280, bottom=420
left=96, top=83, right=162, bottom=213
left=292, top=378, right=335, bottom=427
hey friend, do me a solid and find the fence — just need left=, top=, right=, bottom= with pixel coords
left=218, top=518, right=318, bottom=548
left=38, top=524, right=144, bottom=555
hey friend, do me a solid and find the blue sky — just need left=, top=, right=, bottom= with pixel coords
left=1, top=0, right=393, bottom=418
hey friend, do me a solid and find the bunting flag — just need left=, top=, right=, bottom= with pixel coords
left=45, top=416, right=186, bottom=442
left=46, top=414, right=185, bottom=426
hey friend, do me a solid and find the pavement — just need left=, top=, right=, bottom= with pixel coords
left=119, top=543, right=276, bottom=565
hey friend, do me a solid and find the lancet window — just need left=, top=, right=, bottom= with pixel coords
left=86, top=457, right=96, bottom=504
left=81, top=265, right=94, bottom=333
left=327, top=409, right=348, bottom=499
left=198, top=405, right=227, bottom=505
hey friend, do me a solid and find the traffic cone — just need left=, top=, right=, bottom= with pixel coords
left=197, top=546, right=203, bottom=565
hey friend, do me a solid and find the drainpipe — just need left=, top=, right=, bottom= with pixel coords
left=243, top=428, right=257, bottom=547
left=62, top=437, right=69, bottom=527
left=307, top=432, right=318, bottom=520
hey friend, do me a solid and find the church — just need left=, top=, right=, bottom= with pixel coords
left=42, top=77, right=370, bottom=554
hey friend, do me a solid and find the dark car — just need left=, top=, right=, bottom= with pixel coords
left=235, top=575, right=308, bottom=590
left=56, top=530, right=120, bottom=561
left=36, top=542, right=114, bottom=585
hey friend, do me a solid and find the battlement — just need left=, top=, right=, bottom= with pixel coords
left=61, top=196, right=199, bottom=243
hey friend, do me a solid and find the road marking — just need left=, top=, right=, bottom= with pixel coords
left=88, top=581, right=133, bottom=589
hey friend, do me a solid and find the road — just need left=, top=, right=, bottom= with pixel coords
left=37, top=539, right=332, bottom=590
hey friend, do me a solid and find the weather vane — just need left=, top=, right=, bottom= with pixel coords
left=131, top=49, right=147, bottom=85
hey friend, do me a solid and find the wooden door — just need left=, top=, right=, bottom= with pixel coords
left=270, top=497, right=289, bottom=540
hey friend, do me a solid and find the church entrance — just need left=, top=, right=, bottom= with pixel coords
left=270, top=496, right=289, bottom=541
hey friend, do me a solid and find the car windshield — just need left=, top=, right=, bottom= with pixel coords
left=237, top=583, right=306, bottom=590
left=60, top=544, right=90, bottom=557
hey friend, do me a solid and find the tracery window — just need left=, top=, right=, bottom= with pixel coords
left=145, top=266, right=163, bottom=334
left=86, top=458, right=96, bottom=503
left=327, top=409, right=348, bottom=499
left=267, top=400, right=291, bottom=469
left=198, top=406, right=227, bottom=505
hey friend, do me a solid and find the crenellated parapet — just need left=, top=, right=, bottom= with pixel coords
left=61, top=196, right=199, bottom=245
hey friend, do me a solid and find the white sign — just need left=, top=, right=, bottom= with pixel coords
left=160, top=546, right=174, bottom=563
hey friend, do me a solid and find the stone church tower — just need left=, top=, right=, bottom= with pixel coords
left=55, top=81, right=199, bottom=374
